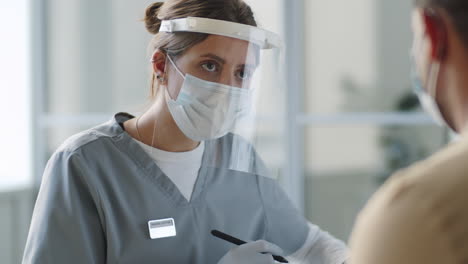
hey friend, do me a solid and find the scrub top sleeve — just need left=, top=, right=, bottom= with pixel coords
left=258, top=177, right=309, bottom=255
left=22, top=151, right=106, bottom=264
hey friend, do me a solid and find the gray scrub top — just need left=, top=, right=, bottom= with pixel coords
left=22, top=113, right=308, bottom=264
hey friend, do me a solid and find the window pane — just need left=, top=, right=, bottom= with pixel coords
left=304, top=124, right=447, bottom=240
left=1, top=2, right=33, bottom=263
left=304, top=0, right=414, bottom=113
left=45, top=0, right=154, bottom=114
left=0, top=0, right=32, bottom=188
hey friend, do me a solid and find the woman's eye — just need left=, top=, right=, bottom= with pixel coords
left=201, top=62, right=219, bottom=72
left=236, top=68, right=252, bottom=80
left=237, top=71, right=246, bottom=80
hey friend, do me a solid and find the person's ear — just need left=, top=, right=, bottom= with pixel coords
left=422, top=8, right=448, bottom=61
left=151, top=50, right=167, bottom=82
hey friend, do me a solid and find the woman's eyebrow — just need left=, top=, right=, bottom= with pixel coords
left=240, top=63, right=257, bottom=68
left=200, top=53, right=257, bottom=68
left=200, top=53, right=226, bottom=64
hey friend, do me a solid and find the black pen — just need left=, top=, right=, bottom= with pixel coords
left=211, top=230, right=289, bottom=263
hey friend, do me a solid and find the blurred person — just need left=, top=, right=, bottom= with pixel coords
left=349, top=0, right=468, bottom=263
left=22, top=0, right=347, bottom=263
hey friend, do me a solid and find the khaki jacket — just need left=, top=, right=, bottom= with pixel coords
left=349, top=135, right=468, bottom=264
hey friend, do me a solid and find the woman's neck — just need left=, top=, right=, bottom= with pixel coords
left=133, top=95, right=199, bottom=152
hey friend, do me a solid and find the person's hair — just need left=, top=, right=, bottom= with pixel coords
left=414, top=0, right=468, bottom=46
left=143, top=0, right=257, bottom=97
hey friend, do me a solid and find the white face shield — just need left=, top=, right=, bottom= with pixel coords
left=160, top=17, right=285, bottom=177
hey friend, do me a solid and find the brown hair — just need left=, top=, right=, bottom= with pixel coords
left=414, top=0, right=468, bottom=46
left=144, top=0, right=257, bottom=97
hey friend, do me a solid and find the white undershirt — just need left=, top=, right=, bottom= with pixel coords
left=134, top=139, right=205, bottom=201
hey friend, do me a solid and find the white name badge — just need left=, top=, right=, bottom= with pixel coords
left=148, top=218, right=177, bottom=239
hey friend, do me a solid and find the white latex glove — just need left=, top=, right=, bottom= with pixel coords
left=217, top=240, right=284, bottom=264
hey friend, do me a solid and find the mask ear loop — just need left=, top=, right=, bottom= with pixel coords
left=167, top=55, right=186, bottom=79
left=427, top=61, right=441, bottom=99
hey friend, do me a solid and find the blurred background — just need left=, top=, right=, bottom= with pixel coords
left=0, top=0, right=449, bottom=263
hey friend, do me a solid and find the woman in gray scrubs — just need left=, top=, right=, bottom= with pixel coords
left=22, top=1, right=347, bottom=263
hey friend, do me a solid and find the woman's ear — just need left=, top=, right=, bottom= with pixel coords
left=151, top=50, right=167, bottom=81
left=422, top=8, right=448, bottom=60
